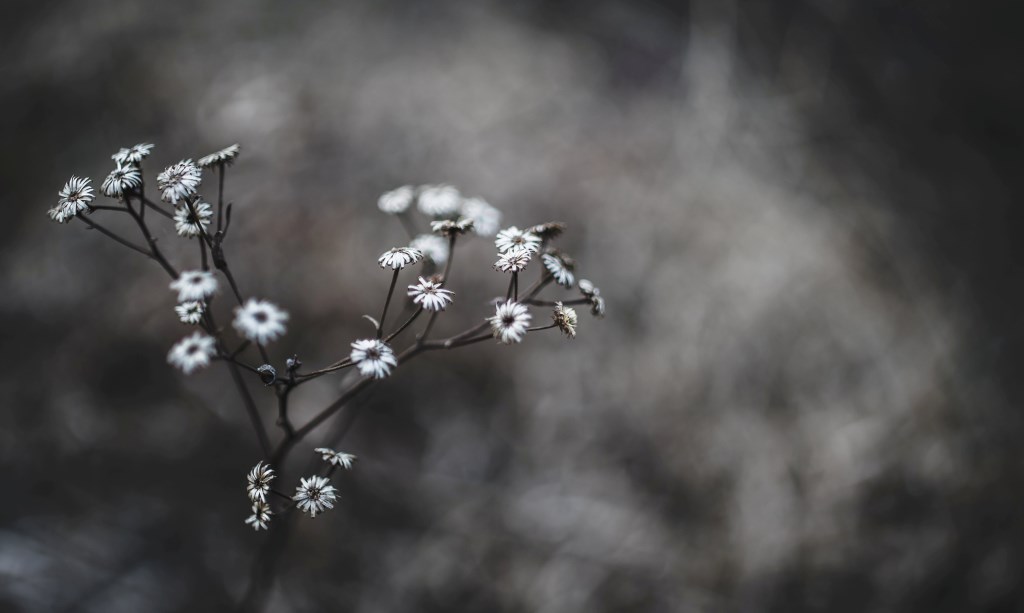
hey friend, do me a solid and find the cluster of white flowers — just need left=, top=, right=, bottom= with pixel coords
left=377, top=184, right=502, bottom=236
left=51, top=141, right=606, bottom=537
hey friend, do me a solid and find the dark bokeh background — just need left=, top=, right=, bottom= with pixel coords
left=3, top=1, right=1024, bottom=611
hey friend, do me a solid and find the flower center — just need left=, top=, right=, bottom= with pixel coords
left=253, top=311, right=269, bottom=323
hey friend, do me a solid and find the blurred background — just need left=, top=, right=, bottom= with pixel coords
left=2, top=0, right=1024, bottom=611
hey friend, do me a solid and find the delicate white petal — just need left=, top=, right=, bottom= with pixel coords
left=173, top=201, right=213, bottom=238
left=100, top=165, right=142, bottom=197
left=409, top=234, right=448, bottom=265
left=197, top=144, right=240, bottom=168
left=293, top=475, right=338, bottom=517
left=495, top=226, right=541, bottom=254
left=461, top=197, right=502, bottom=236
left=112, top=143, right=154, bottom=165
left=314, top=447, right=358, bottom=469
left=174, top=300, right=206, bottom=325
left=157, top=160, right=202, bottom=203
left=377, top=247, right=424, bottom=270
left=494, top=246, right=532, bottom=273
left=407, top=277, right=454, bottom=312
left=417, top=184, right=461, bottom=216
left=378, top=185, right=414, bottom=214
left=246, top=461, right=275, bottom=503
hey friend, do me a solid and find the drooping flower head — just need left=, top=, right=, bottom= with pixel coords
left=157, top=160, right=202, bottom=203
left=170, top=270, right=218, bottom=302
left=407, top=277, right=455, bottom=312
left=173, top=201, right=213, bottom=237
left=542, top=252, right=576, bottom=288
left=315, top=447, right=357, bottom=469
left=577, top=279, right=606, bottom=318
left=350, top=339, right=398, bottom=379
left=378, top=247, right=423, bottom=270
left=494, top=246, right=532, bottom=273
left=245, top=502, right=272, bottom=531
left=461, top=197, right=502, bottom=237
left=50, top=176, right=95, bottom=222
left=530, top=222, right=567, bottom=241
left=167, top=332, right=216, bottom=374
left=430, top=217, right=474, bottom=237
left=112, top=143, right=154, bottom=166
left=417, top=184, right=462, bottom=217
left=197, top=144, right=240, bottom=168
left=378, top=185, right=415, bottom=214
left=100, top=165, right=142, bottom=198
left=293, top=475, right=338, bottom=517
left=246, top=461, right=275, bottom=503
left=490, top=301, right=531, bottom=344
left=174, top=300, right=206, bottom=325
left=409, top=234, right=448, bottom=265
left=552, top=302, right=578, bottom=339
left=495, top=226, right=541, bottom=254
left=233, top=299, right=289, bottom=345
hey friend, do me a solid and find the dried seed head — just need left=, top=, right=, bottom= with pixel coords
left=257, top=364, right=277, bottom=385
left=552, top=302, right=578, bottom=339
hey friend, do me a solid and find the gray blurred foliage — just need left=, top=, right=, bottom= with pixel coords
left=1, top=0, right=1023, bottom=611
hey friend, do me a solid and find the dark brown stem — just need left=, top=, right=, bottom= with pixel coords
left=376, top=269, right=400, bottom=339
left=76, top=216, right=151, bottom=258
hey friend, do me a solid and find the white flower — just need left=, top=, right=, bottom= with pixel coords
left=350, top=339, right=398, bottom=379
left=461, top=197, right=502, bottom=236
left=100, top=165, right=142, bottom=198
left=197, top=144, right=240, bottom=168
left=167, top=332, right=216, bottom=374
left=157, top=160, right=202, bottom=203
left=315, top=447, right=357, bottom=469
left=542, top=253, right=575, bottom=288
left=430, top=217, right=474, bottom=237
left=112, top=143, right=154, bottom=165
left=51, top=176, right=95, bottom=222
left=233, top=299, right=289, bottom=345
left=494, top=246, right=532, bottom=273
left=378, top=247, right=423, bottom=270
left=170, top=270, right=218, bottom=302
left=246, top=461, right=275, bottom=503
left=407, top=277, right=454, bottom=312
left=552, top=302, right=578, bottom=339
left=173, top=201, right=213, bottom=237
left=293, top=475, right=338, bottom=517
left=495, top=226, right=541, bottom=254
left=175, top=300, right=205, bottom=324
left=417, top=184, right=461, bottom=216
left=245, top=501, right=272, bottom=531
left=409, top=234, right=448, bottom=265
left=378, top=185, right=415, bottom=214
left=578, top=279, right=606, bottom=318
left=490, top=301, right=531, bottom=344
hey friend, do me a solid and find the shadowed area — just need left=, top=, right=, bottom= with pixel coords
left=1, top=0, right=1023, bottom=611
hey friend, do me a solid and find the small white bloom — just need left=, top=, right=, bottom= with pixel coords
left=461, top=197, right=502, bottom=236
left=350, top=339, right=398, bottom=379
left=170, top=270, right=218, bottom=302
left=578, top=279, right=606, bottom=318
left=173, top=201, right=213, bottom=237
left=246, top=461, right=275, bottom=503
left=378, top=247, right=423, bottom=270
left=175, top=300, right=206, bottom=324
left=157, top=160, right=202, bottom=203
left=197, top=144, right=240, bottom=168
left=495, top=226, right=541, bottom=254
left=552, top=302, right=578, bottom=339
left=112, top=143, right=154, bottom=165
left=490, top=301, right=531, bottom=344
left=315, top=447, right=357, bottom=469
left=409, top=234, right=448, bottom=265
left=245, top=501, right=272, bottom=531
left=407, top=276, right=454, bottom=312
left=51, top=176, right=95, bottom=222
left=167, top=332, right=216, bottom=374
left=542, top=253, right=575, bottom=288
left=100, top=165, right=142, bottom=198
left=293, top=475, right=338, bottom=517
left=233, top=299, right=289, bottom=345
left=430, top=217, right=474, bottom=237
left=494, top=246, right=532, bottom=273
left=378, top=185, right=415, bottom=214
left=417, top=184, right=461, bottom=216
